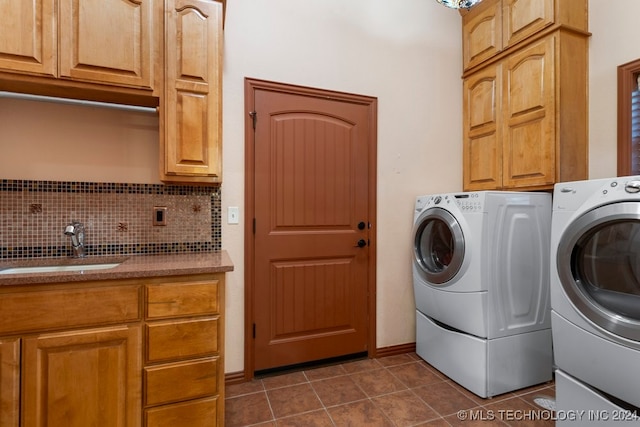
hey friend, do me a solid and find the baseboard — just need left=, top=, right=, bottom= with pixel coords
left=225, top=371, right=247, bottom=386
left=374, top=342, right=416, bottom=358
left=226, top=342, right=417, bottom=386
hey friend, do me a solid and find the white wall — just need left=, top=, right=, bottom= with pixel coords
left=221, top=0, right=463, bottom=373
left=1, top=0, right=637, bottom=375
left=588, top=0, right=640, bottom=179
left=0, top=97, right=160, bottom=184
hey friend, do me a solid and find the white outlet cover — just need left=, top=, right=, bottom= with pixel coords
left=228, top=206, right=240, bottom=224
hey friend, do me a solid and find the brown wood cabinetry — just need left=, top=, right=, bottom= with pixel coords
left=0, top=0, right=160, bottom=91
left=0, top=0, right=56, bottom=77
left=0, top=0, right=224, bottom=185
left=144, top=278, right=224, bottom=426
left=160, top=0, right=223, bottom=183
left=0, top=273, right=225, bottom=427
left=22, top=325, right=142, bottom=427
left=462, top=0, right=589, bottom=191
left=58, top=0, right=160, bottom=90
left=0, top=338, right=20, bottom=427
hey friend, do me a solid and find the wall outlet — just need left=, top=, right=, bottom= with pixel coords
left=228, top=206, right=240, bottom=224
left=153, top=206, right=167, bottom=226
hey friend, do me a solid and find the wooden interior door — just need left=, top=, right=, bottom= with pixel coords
left=246, top=79, right=377, bottom=372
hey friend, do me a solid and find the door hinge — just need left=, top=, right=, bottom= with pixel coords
left=253, top=218, right=256, bottom=234
left=249, top=111, right=257, bottom=130
left=253, top=323, right=256, bottom=339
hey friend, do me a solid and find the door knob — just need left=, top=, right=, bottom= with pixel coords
left=356, top=239, right=367, bottom=248
left=357, top=221, right=366, bottom=230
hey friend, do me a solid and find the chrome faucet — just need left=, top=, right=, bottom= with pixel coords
left=64, top=221, right=86, bottom=258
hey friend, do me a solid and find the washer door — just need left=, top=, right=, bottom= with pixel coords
left=557, top=202, right=640, bottom=341
left=413, top=207, right=465, bottom=285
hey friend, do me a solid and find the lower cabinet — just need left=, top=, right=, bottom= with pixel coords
left=0, top=338, right=20, bottom=427
left=0, top=273, right=225, bottom=427
left=22, top=325, right=142, bottom=427
left=144, top=277, right=224, bottom=426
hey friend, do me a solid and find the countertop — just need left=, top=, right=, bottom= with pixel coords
left=0, top=251, right=234, bottom=286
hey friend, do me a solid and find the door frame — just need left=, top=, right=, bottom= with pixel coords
left=243, top=78, right=378, bottom=380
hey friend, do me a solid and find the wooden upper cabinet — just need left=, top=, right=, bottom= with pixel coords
left=462, top=0, right=589, bottom=191
left=161, top=0, right=223, bottom=183
left=0, top=0, right=57, bottom=76
left=462, top=0, right=588, bottom=72
left=58, top=0, right=160, bottom=90
left=502, top=0, right=554, bottom=48
left=462, top=0, right=502, bottom=71
left=501, top=36, right=555, bottom=189
left=463, top=65, right=502, bottom=190
left=0, top=0, right=160, bottom=92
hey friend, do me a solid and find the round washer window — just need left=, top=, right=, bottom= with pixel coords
left=413, top=207, right=465, bottom=285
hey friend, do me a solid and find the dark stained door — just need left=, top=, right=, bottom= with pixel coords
left=249, top=81, right=376, bottom=371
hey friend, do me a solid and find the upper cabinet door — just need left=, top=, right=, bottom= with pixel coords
left=0, top=0, right=56, bottom=76
left=502, top=0, right=554, bottom=48
left=462, top=0, right=502, bottom=71
left=501, top=35, right=555, bottom=189
left=463, top=65, right=502, bottom=190
left=163, top=0, right=223, bottom=182
left=58, top=0, right=159, bottom=89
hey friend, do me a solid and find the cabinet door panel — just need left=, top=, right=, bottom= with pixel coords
left=462, top=0, right=502, bottom=71
left=22, top=325, right=142, bottom=427
left=0, top=338, right=20, bottom=427
left=503, top=0, right=554, bottom=48
left=502, top=36, right=554, bottom=188
left=463, top=66, right=502, bottom=190
left=163, top=0, right=223, bottom=181
left=0, top=0, right=56, bottom=76
left=58, top=0, right=157, bottom=89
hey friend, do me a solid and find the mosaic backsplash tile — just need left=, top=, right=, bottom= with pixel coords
left=0, top=180, right=221, bottom=260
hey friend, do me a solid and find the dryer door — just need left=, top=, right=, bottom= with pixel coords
left=413, top=207, right=465, bottom=285
left=557, top=201, right=640, bottom=341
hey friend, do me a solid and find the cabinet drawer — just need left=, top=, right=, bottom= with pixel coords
left=146, top=317, right=218, bottom=362
left=0, top=285, right=141, bottom=334
left=146, top=280, right=219, bottom=319
left=145, top=357, right=218, bottom=406
left=145, top=396, right=219, bottom=427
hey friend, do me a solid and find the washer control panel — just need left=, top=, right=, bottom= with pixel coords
left=415, top=193, right=485, bottom=213
left=453, top=193, right=483, bottom=212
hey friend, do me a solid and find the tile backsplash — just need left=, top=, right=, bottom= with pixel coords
left=0, top=180, right=221, bottom=260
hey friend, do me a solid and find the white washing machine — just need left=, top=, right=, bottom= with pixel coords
left=413, top=191, right=553, bottom=398
left=551, top=176, right=640, bottom=424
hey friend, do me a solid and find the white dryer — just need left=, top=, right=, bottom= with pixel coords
left=413, top=191, right=553, bottom=398
left=551, top=177, right=640, bottom=423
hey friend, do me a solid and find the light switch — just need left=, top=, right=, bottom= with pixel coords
left=228, top=206, right=240, bottom=224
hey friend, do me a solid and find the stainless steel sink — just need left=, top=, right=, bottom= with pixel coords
left=0, top=262, right=121, bottom=275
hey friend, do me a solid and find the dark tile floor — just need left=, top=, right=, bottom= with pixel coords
left=225, top=353, right=556, bottom=426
